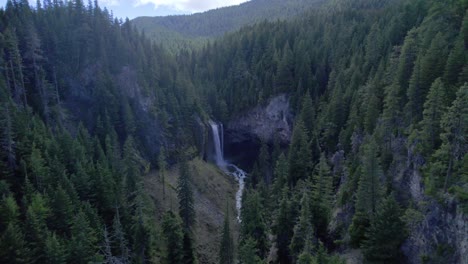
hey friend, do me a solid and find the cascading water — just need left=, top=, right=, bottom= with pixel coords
left=210, top=121, right=226, bottom=167
left=209, top=120, right=246, bottom=222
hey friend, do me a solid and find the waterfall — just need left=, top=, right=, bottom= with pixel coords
left=209, top=120, right=225, bottom=167
left=209, top=120, right=246, bottom=222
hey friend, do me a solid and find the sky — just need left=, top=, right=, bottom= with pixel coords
left=0, top=0, right=250, bottom=19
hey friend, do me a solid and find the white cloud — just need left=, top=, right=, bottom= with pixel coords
left=133, top=0, right=248, bottom=13
left=99, top=0, right=121, bottom=6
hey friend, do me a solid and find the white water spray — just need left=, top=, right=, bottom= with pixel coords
left=209, top=120, right=246, bottom=222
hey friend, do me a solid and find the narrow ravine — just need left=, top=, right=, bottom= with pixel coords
left=209, top=120, right=246, bottom=222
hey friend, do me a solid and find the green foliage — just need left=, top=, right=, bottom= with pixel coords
left=239, top=237, right=264, bottom=264
left=219, top=204, right=234, bottom=264
left=311, top=153, right=334, bottom=238
left=410, top=78, right=449, bottom=156
left=426, top=84, right=468, bottom=193
left=240, top=190, right=269, bottom=259
left=288, top=120, right=312, bottom=186
left=355, top=138, right=382, bottom=214
left=290, top=192, right=314, bottom=260
left=348, top=211, right=370, bottom=248
left=44, top=232, right=67, bottom=264
left=0, top=0, right=465, bottom=262
left=132, top=0, right=325, bottom=51
left=69, top=210, right=98, bottom=263
left=272, top=153, right=289, bottom=200
left=162, top=211, right=184, bottom=264
left=178, top=162, right=196, bottom=230
left=274, top=188, right=295, bottom=263
left=362, top=196, right=406, bottom=262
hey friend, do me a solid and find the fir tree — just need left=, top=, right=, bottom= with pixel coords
left=162, top=211, right=184, bottom=264
left=288, top=120, right=311, bottom=186
left=240, top=190, right=268, bottom=259
left=238, top=237, right=263, bottom=264
left=362, top=196, right=405, bottom=262
left=290, top=192, right=314, bottom=260
left=311, top=153, right=333, bottom=238
left=219, top=204, right=234, bottom=264
left=416, top=78, right=449, bottom=154
left=274, top=188, right=295, bottom=264
left=178, top=162, right=195, bottom=230
left=44, top=232, right=67, bottom=264
left=349, top=138, right=382, bottom=247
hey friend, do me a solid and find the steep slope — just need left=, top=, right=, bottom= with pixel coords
left=144, top=158, right=238, bottom=264
left=187, top=0, right=467, bottom=262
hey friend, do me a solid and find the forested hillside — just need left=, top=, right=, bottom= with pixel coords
left=0, top=0, right=467, bottom=263
left=132, top=0, right=326, bottom=51
left=194, top=0, right=467, bottom=262
left=0, top=0, right=205, bottom=262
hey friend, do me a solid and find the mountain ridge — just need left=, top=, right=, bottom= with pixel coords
left=131, top=0, right=326, bottom=50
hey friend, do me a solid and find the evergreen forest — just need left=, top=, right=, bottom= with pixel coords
left=0, top=0, right=467, bottom=263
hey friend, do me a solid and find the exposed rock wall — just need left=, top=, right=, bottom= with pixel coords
left=223, top=94, right=292, bottom=168
left=402, top=199, right=467, bottom=264
left=226, top=94, right=293, bottom=145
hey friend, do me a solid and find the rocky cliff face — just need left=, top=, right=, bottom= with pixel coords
left=402, top=199, right=467, bottom=264
left=398, top=155, right=467, bottom=264
left=226, top=94, right=293, bottom=145
left=223, top=94, right=292, bottom=168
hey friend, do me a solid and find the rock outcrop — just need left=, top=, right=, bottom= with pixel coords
left=402, top=199, right=467, bottom=264
left=223, top=94, right=292, bottom=168
left=226, top=94, right=292, bottom=145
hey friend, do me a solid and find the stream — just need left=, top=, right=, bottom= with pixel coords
left=209, top=120, right=246, bottom=222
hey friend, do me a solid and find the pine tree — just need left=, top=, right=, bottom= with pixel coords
left=406, top=56, right=423, bottom=124
left=362, top=196, right=405, bottom=262
left=274, top=188, right=295, bottom=264
left=69, top=210, right=98, bottom=264
left=50, top=185, right=74, bottom=235
left=258, top=141, right=271, bottom=185
left=443, top=37, right=465, bottom=87
left=0, top=194, right=20, bottom=230
left=272, top=153, right=289, bottom=201
left=311, top=153, right=333, bottom=238
left=29, top=143, right=49, bottom=191
left=178, top=162, right=195, bottom=230
left=162, top=211, right=184, bottom=264
left=355, top=138, right=382, bottom=214
left=427, top=84, right=468, bottom=192
left=276, top=41, right=294, bottom=92
left=44, top=232, right=67, bottom=264
left=122, top=136, right=147, bottom=195
left=0, top=195, right=29, bottom=263
left=25, top=192, right=50, bottom=263
left=0, top=222, right=29, bottom=263
left=296, top=237, right=316, bottom=264
left=112, top=209, right=130, bottom=263
left=416, top=78, right=449, bottom=154
left=300, top=91, right=315, bottom=138
left=407, top=33, right=448, bottom=124
left=240, top=190, right=268, bottom=259
left=0, top=103, right=17, bottom=176
left=182, top=231, right=197, bottom=264
left=219, top=204, right=234, bottom=264
left=158, top=147, right=167, bottom=200
left=238, top=237, right=263, bottom=264
left=288, top=120, right=311, bottom=186
left=290, top=192, right=314, bottom=260
left=349, top=138, right=382, bottom=247
left=396, top=28, right=419, bottom=90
